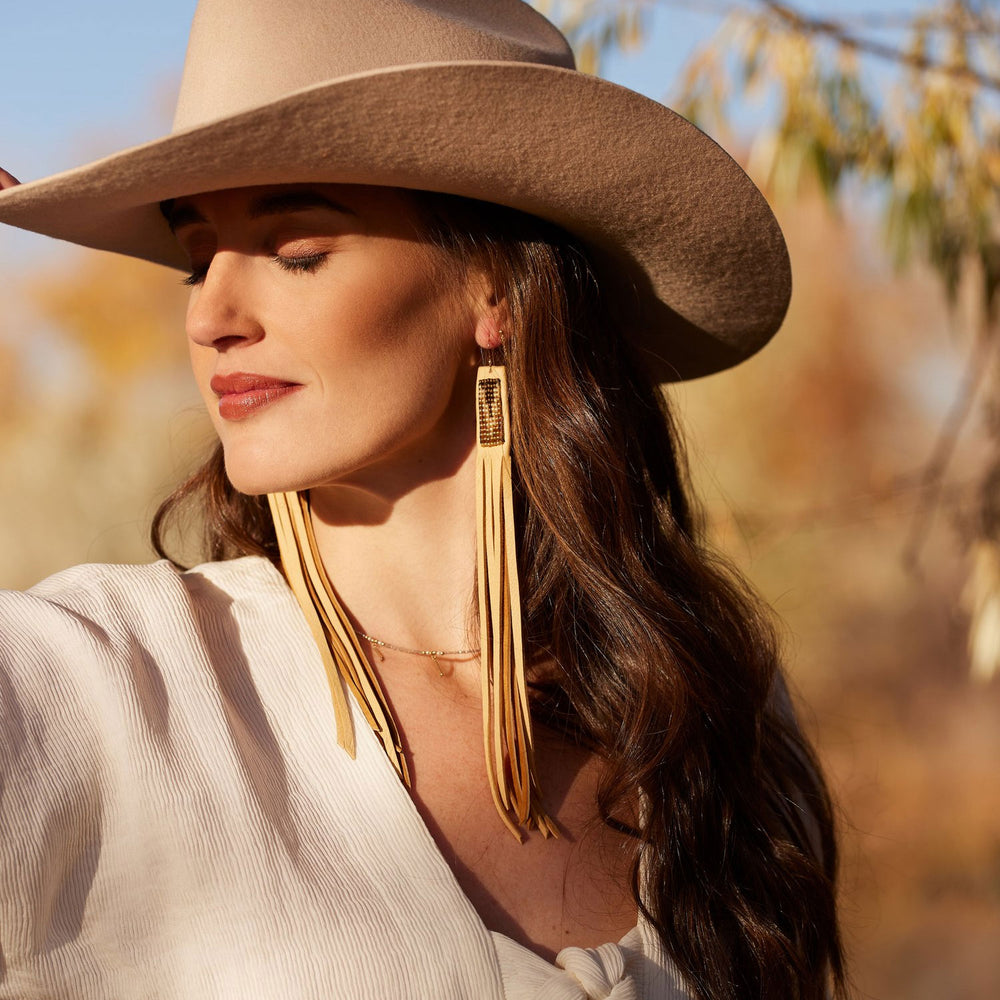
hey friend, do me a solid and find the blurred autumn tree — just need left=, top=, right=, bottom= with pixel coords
left=33, top=251, right=189, bottom=385
left=540, top=0, right=1000, bottom=677
left=532, top=10, right=1000, bottom=995
left=0, top=251, right=209, bottom=587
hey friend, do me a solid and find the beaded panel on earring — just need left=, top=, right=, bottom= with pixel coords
left=477, top=378, right=505, bottom=447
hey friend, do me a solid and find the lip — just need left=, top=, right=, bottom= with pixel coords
left=210, top=372, right=302, bottom=421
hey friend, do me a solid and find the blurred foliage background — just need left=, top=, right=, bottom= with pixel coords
left=3, top=1, right=1000, bottom=996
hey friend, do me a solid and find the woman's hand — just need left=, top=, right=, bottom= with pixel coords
left=0, top=167, right=21, bottom=189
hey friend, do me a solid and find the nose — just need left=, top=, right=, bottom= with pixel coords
left=185, top=252, right=264, bottom=351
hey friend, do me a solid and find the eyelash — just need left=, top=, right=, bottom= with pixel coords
left=273, top=251, right=329, bottom=275
left=181, top=252, right=329, bottom=286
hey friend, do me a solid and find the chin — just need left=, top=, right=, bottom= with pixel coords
left=222, top=451, right=312, bottom=498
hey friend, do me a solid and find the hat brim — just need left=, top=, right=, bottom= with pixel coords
left=0, top=61, right=790, bottom=381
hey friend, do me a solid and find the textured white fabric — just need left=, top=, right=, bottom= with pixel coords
left=0, top=557, right=689, bottom=999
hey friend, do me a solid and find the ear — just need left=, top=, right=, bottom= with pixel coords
left=471, top=279, right=511, bottom=351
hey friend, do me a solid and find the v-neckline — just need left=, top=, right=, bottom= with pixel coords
left=346, top=684, right=529, bottom=942
left=251, top=554, right=642, bottom=978
left=341, top=638, right=642, bottom=971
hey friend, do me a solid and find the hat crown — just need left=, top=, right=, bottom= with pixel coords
left=173, top=0, right=575, bottom=131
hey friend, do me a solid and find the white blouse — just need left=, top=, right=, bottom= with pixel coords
left=0, top=557, right=690, bottom=999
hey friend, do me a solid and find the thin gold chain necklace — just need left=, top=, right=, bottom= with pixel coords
left=358, top=632, right=479, bottom=675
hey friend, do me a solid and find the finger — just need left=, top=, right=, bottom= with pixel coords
left=0, top=167, right=22, bottom=190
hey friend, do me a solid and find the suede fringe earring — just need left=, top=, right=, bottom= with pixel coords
left=265, top=364, right=554, bottom=838
left=267, top=490, right=409, bottom=784
left=476, top=359, right=556, bottom=839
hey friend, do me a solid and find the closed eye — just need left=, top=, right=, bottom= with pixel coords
left=272, top=252, right=329, bottom=274
left=181, top=252, right=329, bottom=286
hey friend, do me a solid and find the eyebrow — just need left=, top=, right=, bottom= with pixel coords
left=160, top=189, right=357, bottom=233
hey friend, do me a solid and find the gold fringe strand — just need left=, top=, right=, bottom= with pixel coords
left=476, top=365, right=556, bottom=839
left=267, top=376, right=555, bottom=839
left=267, top=491, right=409, bottom=784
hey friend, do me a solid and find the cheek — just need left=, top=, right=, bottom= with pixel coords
left=297, top=250, right=474, bottom=395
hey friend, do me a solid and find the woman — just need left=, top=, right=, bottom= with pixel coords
left=0, top=1, right=845, bottom=998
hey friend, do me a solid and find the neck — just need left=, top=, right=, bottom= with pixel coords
left=307, top=449, right=478, bottom=652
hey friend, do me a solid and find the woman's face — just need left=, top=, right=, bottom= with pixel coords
left=167, top=184, right=490, bottom=498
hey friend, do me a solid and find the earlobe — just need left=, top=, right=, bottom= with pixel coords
left=474, top=318, right=504, bottom=351
left=473, top=298, right=511, bottom=351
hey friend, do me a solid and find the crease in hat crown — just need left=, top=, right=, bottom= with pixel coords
left=174, top=0, right=576, bottom=131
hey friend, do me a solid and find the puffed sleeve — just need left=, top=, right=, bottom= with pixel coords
left=0, top=574, right=115, bottom=998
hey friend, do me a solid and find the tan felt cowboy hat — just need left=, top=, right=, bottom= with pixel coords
left=0, top=0, right=791, bottom=381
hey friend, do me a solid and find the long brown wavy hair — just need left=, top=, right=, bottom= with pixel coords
left=153, top=190, right=846, bottom=1000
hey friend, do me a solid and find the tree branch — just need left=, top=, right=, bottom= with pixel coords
left=753, top=0, right=1000, bottom=93
left=902, top=314, right=999, bottom=571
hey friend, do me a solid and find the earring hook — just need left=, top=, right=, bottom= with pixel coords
left=480, top=329, right=505, bottom=369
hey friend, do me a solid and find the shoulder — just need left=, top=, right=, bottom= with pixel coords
left=3, top=555, right=283, bottom=620
left=0, top=557, right=286, bottom=654
left=0, top=556, right=292, bottom=746
left=0, top=554, right=302, bottom=833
